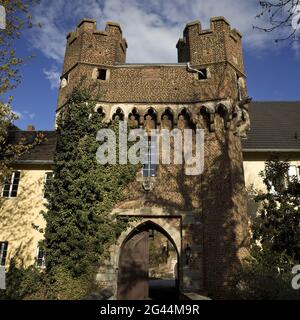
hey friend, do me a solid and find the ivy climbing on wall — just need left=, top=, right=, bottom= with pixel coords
left=43, top=82, right=139, bottom=281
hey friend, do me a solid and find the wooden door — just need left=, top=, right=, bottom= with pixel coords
left=117, top=230, right=149, bottom=300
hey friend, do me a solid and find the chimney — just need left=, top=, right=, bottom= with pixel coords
left=27, top=125, right=35, bottom=131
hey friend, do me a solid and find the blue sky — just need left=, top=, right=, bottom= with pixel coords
left=7, top=0, right=300, bottom=130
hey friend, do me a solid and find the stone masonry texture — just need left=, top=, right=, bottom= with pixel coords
left=57, top=17, right=250, bottom=299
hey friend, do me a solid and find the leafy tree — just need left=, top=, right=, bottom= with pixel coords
left=0, top=104, right=43, bottom=188
left=238, top=156, right=300, bottom=299
left=0, top=1, right=41, bottom=186
left=43, top=83, right=139, bottom=282
left=254, top=156, right=300, bottom=261
left=0, top=0, right=40, bottom=94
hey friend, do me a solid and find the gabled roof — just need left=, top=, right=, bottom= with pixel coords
left=242, top=101, right=300, bottom=151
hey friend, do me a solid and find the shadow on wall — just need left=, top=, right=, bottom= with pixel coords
left=102, top=65, right=251, bottom=299
left=117, top=250, right=149, bottom=300
left=116, top=113, right=250, bottom=299
left=200, top=118, right=250, bottom=299
left=0, top=243, right=45, bottom=300
left=0, top=169, right=46, bottom=267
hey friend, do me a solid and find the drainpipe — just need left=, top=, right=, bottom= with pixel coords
left=186, top=62, right=205, bottom=78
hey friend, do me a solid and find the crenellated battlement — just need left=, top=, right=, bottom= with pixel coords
left=55, top=17, right=251, bottom=299
left=178, top=17, right=242, bottom=43
left=62, top=19, right=127, bottom=74
left=177, top=17, right=244, bottom=73
left=66, top=19, right=127, bottom=45
left=58, top=17, right=248, bottom=128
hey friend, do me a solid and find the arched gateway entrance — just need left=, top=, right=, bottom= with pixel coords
left=117, top=221, right=179, bottom=300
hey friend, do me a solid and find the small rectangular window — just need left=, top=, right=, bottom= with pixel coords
left=0, top=242, right=8, bottom=266
left=198, top=68, right=207, bottom=80
left=36, top=247, right=46, bottom=268
left=97, top=69, right=107, bottom=80
left=43, top=172, right=53, bottom=199
left=2, top=171, right=20, bottom=198
left=143, top=136, right=157, bottom=177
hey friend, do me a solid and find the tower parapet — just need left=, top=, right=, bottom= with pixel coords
left=177, top=17, right=244, bottom=74
left=58, top=17, right=249, bottom=136
left=56, top=17, right=251, bottom=299
left=62, top=19, right=127, bottom=75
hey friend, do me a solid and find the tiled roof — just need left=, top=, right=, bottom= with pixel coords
left=242, top=101, right=300, bottom=151
left=6, top=130, right=57, bottom=163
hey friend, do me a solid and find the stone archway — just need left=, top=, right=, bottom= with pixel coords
left=117, top=220, right=180, bottom=300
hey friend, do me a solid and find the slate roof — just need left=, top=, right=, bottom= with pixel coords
left=6, top=130, right=57, bottom=163
left=242, top=101, right=300, bottom=151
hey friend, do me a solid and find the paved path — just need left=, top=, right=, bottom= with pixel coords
left=149, top=279, right=179, bottom=300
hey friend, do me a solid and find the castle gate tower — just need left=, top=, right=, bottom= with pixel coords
left=57, top=17, right=250, bottom=299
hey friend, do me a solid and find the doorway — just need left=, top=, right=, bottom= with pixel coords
left=117, top=221, right=179, bottom=300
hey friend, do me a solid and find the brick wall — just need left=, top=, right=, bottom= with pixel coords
left=56, top=17, right=250, bottom=298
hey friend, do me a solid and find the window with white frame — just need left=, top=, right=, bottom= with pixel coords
left=2, top=171, right=20, bottom=198
left=36, top=246, right=46, bottom=268
left=43, top=172, right=53, bottom=199
left=0, top=242, right=8, bottom=266
left=143, top=136, right=157, bottom=177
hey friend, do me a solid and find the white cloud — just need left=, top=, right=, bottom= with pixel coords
left=14, top=110, right=36, bottom=122
left=28, top=0, right=299, bottom=86
left=25, top=110, right=37, bottom=119
left=43, top=66, right=61, bottom=89
left=30, top=0, right=103, bottom=62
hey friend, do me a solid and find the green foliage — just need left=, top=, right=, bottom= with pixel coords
left=237, top=247, right=300, bottom=300
left=43, top=83, right=139, bottom=284
left=238, top=156, right=300, bottom=299
left=0, top=103, right=44, bottom=187
left=44, top=266, right=91, bottom=300
left=149, top=240, right=165, bottom=267
left=254, top=156, right=300, bottom=261
left=0, top=0, right=42, bottom=189
left=0, top=0, right=40, bottom=94
left=0, top=260, right=46, bottom=300
left=0, top=263, right=92, bottom=300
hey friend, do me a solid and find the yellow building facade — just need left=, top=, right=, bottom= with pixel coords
left=1, top=102, right=300, bottom=269
left=0, top=130, right=56, bottom=269
left=0, top=166, right=49, bottom=267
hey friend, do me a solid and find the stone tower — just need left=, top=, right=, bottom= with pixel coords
left=57, top=17, right=250, bottom=299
